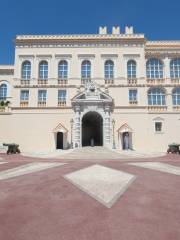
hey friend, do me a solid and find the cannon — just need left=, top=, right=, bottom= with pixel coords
left=167, top=143, right=180, bottom=154
left=3, top=143, right=20, bottom=154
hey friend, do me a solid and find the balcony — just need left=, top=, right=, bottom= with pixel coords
left=147, top=105, right=167, bottom=112
left=58, top=101, right=66, bottom=107
left=58, top=78, right=68, bottom=85
left=37, top=101, right=46, bottom=107
left=128, top=78, right=137, bottom=85
left=171, top=78, right=180, bottom=84
left=129, top=100, right=138, bottom=105
left=21, top=80, right=30, bottom=86
left=81, top=78, right=91, bottom=84
left=38, top=79, right=48, bottom=85
left=147, top=78, right=165, bottom=85
left=173, top=105, right=180, bottom=111
left=20, top=101, right=29, bottom=108
left=105, top=78, right=114, bottom=84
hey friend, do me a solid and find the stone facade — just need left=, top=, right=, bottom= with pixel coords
left=0, top=26, right=180, bottom=152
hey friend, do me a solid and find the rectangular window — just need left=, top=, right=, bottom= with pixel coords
left=20, top=90, right=29, bottom=101
left=38, top=90, right=47, bottom=102
left=155, top=122, right=162, bottom=132
left=129, top=89, right=137, bottom=102
left=58, top=90, right=66, bottom=102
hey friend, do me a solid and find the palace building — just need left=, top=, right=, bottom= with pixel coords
left=0, top=26, right=180, bottom=152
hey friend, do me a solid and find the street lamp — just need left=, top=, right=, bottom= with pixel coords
left=112, top=119, right=116, bottom=149
left=70, top=118, right=74, bottom=149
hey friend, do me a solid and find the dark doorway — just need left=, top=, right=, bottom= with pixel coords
left=56, top=132, right=63, bottom=149
left=122, top=132, right=130, bottom=150
left=82, top=112, right=103, bottom=146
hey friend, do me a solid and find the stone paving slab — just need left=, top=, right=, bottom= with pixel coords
left=0, top=162, right=66, bottom=180
left=0, top=162, right=8, bottom=165
left=64, top=164, right=136, bottom=208
left=128, top=162, right=180, bottom=175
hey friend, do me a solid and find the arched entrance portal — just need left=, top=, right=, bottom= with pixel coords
left=82, top=112, right=103, bottom=147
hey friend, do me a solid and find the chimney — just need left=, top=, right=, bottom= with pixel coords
left=99, top=26, right=107, bottom=35
left=125, top=26, right=134, bottom=34
left=112, top=26, right=120, bottom=34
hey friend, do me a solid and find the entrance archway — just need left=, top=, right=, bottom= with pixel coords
left=82, top=112, right=103, bottom=147
left=56, top=132, right=63, bottom=149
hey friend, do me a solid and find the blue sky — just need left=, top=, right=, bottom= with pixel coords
left=0, top=0, right=180, bottom=64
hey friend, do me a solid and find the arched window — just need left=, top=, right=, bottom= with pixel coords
left=58, top=60, right=68, bottom=79
left=148, top=88, right=166, bottom=105
left=0, top=84, right=7, bottom=100
left=172, top=88, right=180, bottom=105
left=81, top=60, right=91, bottom=79
left=170, top=58, right=180, bottom=79
left=146, top=58, right=163, bottom=79
left=39, top=61, right=48, bottom=79
left=21, top=61, right=31, bottom=80
left=127, top=60, right=136, bottom=79
left=104, top=60, right=114, bottom=79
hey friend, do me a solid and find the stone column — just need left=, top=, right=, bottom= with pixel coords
left=164, top=57, right=171, bottom=84
left=73, top=105, right=81, bottom=148
left=104, top=106, right=111, bottom=147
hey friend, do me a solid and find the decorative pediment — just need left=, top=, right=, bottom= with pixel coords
left=153, top=117, right=164, bottom=121
left=52, top=123, right=68, bottom=133
left=117, top=123, right=133, bottom=133
left=72, top=82, right=113, bottom=103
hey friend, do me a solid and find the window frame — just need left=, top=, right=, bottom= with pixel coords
left=20, top=90, right=29, bottom=102
left=104, top=60, right=114, bottom=79
left=148, top=88, right=166, bottom=106
left=172, top=87, right=180, bottom=105
left=170, top=58, right=180, bottom=79
left=58, top=60, right=68, bottom=79
left=38, top=90, right=47, bottom=102
left=21, top=61, right=31, bottom=80
left=0, top=83, right=7, bottom=100
left=81, top=60, right=91, bottom=79
left=39, top=61, right=48, bottom=80
left=127, top=60, right=136, bottom=79
left=146, top=58, right=164, bottom=79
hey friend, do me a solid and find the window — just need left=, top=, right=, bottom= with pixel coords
left=104, top=60, right=114, bottom=79
left=0, top=84, right=7, bottom=100
left=58, top=60, right=68, bottom=79
left=129, top=89, right=137, bottom=102
left=148, top=88, right=166, bottom=105
left=39, top=61, right=48, bottom=79
left=146, top=58, right=163, bottom=79
left=170, top=58, right=180, bottom=79
left=20, top=90, right=29, bottom=101
left=38, top=90, right=47, bottom=102
left=58, top=90, right=66, bottom=102
left=127, top=60, right=136, bottom=79
left=22, top=61, right=31, bottom=80
left=81, top=60, right=91, bottom=79
left=172, top=88, right=180, bottom=105
left=155, top=122, right=162, bottom=132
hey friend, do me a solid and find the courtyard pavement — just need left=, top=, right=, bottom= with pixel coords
left=0, top=148, right=180, bottom=240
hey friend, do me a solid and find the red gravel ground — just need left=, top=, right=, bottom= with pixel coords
left=0, top=153, right=180, bottom=240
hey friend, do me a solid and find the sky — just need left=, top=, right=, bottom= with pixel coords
left=0, top=0, right=180, bottom=64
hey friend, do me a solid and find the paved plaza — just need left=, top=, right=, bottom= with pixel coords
left=0, top=148, right=180, bottom=240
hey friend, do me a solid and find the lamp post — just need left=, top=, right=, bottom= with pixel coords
left=70, top=118, right=74, bottom=149
left=112, top=119, right=116, bottom=149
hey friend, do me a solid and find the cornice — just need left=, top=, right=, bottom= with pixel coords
left=15, top=34, right=146, bottom=48
left=16, top=34, right=145, bottom=41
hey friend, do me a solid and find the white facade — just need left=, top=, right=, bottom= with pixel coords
left=0, top=26, right=180, bottom=152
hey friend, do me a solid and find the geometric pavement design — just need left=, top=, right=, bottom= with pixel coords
left=64, top=164, right=136, bottom=208
left=0, top=162, right=66, bottom=180
left=128, top=162, right=180, bottom=175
